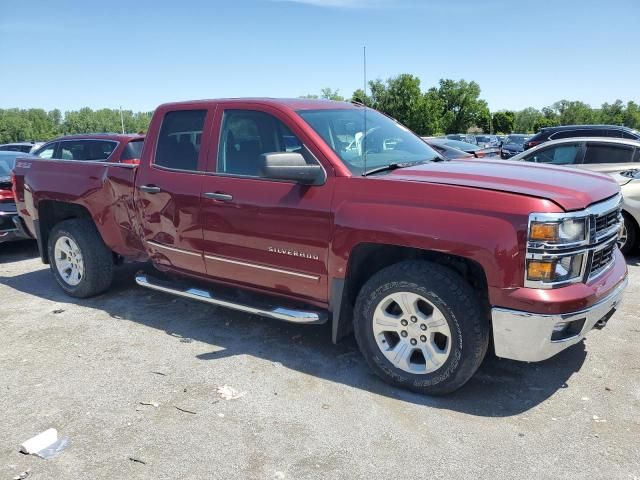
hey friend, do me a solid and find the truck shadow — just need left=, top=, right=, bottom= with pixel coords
left=0, top=240, right=39, bottom=264
left=1, top=263, right=589, bottom=418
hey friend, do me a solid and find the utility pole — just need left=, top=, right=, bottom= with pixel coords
left=119, top=106, right=125, bottom=134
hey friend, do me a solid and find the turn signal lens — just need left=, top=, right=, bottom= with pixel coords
left=530, top=223, right=559, bottom=242
left=527, top=260, right=555, bottom=281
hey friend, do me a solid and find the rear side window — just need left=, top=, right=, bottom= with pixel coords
left=525, top=143, right=581, bottom=165
left=121, top=139, right=144, bottom=161
left=155, top=110, right=206, bottom=171
left=583, top=144, right=634, bottom=164
left=34, top=143, right=57, bottom=159
left=58, top=140, right=117, bottom=161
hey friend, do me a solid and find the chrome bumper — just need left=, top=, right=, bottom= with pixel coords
left=491, top=277, right=628, bottom=362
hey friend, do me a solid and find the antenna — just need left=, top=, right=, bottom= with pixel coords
left=362, top=45, right=367, bottom=176
left=119, top=106, right=125, bottom=134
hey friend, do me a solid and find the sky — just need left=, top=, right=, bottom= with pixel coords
left=1, top=0, right=639, bottom=113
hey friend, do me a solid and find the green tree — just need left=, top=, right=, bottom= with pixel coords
left=552, top=100, right=596, bottom=125
left=320, top=88, right=344, bottom=101
left=492, top=111, right=515, bottom=134
left=433, top=79, right=487, bottom=133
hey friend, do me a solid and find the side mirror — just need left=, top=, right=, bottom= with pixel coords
left=260, top=152, right=325, bottom=185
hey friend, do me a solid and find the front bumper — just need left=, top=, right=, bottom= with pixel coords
left=491, top=276, right=628, bottom=362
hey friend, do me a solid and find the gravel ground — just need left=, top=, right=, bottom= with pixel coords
left=1, top=240, right=639, bottom=480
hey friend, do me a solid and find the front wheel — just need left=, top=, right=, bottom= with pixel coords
left=48, top=218, right=114, bottom=298
left=353, top=261, right=489, bottom=395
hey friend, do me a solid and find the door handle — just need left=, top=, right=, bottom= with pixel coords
left=140, top=185, right=161, bottom=194
left=204, top=192, right=233, bottom=202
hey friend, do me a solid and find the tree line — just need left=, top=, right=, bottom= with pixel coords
left=2, top=74, right=639, bottom=143
left=0, top=108, right=153, bottom=144
left=303, top=75, right=640, bottom=136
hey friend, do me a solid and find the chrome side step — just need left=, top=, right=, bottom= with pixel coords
left=135, top=273, right=327, bottom=325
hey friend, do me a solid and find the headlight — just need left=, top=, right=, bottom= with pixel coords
left=529, top=217, right=587, bottom=246
left=526, top=213, right=590, bottom=288
left=526, top=254, right=585, bottom=284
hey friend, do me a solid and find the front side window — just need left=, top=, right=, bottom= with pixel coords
left=217, top=110, right=310, bottom=177
left=583, top=144, right=634, bottom=164
left=298, top=108, right=440, bottom=175
left=524, top=143, right=581, bottom=165
left=58, top=140, right=117, bottom=161
left=155, top=110, right=206, bottom=171
left=34, top=143, right=57, bottom=159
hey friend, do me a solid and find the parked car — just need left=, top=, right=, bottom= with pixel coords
left=446, top=134, right=477, bottom=145
left=421, top=138, right=473, bottom=159
left=0, top=142, right=42, bottom=153
left=475, top=135, right=499, bottom=148
left=0, top=151, right=32, bottom=243
left=510, top=137, right=640, bottom=174
left=430, top=138, right=498, bottom=158
left=610, top=169, right=640, bottom=254
left=524, top=125, right=640, bottom=151
left=500, top=134, right=531, bottom=159
left=32, top=134, right=145, bottom=164
left=13, top=98, right=628, bottom=395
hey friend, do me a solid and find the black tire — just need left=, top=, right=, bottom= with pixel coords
left=619, top=213, right=638, bottom=256
left=353, top=260, right=489, bottom=395
left=47, top=218, right=113, bottom=298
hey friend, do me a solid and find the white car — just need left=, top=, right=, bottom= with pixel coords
left=510, top=137, right=640, bottom=174
left=511, top=137, right=640, bottom=254
left=611, top=169, right=640, bottom=254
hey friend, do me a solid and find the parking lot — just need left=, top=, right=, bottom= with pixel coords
left=0, top=240, right=639, bottom=480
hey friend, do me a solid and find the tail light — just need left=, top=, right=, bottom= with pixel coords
left=11, top=171, right=17, bottom=201
left=474, top=151, right=486, bottom=158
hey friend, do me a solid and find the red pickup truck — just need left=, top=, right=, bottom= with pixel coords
left=12, top=99, right=628, bottom=394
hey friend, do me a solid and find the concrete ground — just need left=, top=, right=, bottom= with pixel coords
left=1, top=240, right=638, bottom=480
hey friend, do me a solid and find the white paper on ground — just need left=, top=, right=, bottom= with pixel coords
left=20, top=428, right=70, bottom=459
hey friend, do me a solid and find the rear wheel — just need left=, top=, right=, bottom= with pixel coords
left=48, top=218, right=113, bottom=298
left=353, top=261, right=489, bottom=395
left=618, top=213, right=638, bottom=255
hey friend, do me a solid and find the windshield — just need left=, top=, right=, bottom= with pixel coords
left=297, top=108, right=441, bottom=175
left=122, top=139, right=144, bottom=160
left=0, top=153, right=19, bottom=177
left=443, top=140, right=480, bottom=151
left=506, top=135, right=528, bottom=145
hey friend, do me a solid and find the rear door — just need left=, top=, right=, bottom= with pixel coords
left=198, top=103, right=334, bottom=302
left=579, top=141, right=636, bottom=174
left=135, top=107, right=214, bottom=275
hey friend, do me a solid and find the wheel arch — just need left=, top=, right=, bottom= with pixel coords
left=36, top=201, right=93, bottom=263
left=330, top=243, right=490, bottom=343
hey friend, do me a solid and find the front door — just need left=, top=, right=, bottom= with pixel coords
left=199, top=105, right=334, bottom=302
left=136, top=107, right=213, bottom=275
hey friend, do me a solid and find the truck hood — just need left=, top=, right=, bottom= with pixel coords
left=385, top=159, right=620, bottom=211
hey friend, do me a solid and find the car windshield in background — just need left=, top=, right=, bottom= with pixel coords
left=506, top=135, right=529, bottom=145
left=443, top=140, right=480, bottom=151
left=122, top=139, right=144, bottom=161
left=297, top=108, right=441, bottom=175
left=0, top=152, right=20, bottom=177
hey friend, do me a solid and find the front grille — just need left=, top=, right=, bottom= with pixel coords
left=594, top=209, right=620, bottom=238
left=589, top=240, right=616, bottom=278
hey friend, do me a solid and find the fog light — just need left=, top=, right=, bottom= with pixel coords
left=552, top=322, right=568, bottom=333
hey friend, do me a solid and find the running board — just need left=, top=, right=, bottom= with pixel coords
left=135, top=273, right=327, bottom=325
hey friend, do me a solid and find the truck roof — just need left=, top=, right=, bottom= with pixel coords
left=157, top=98, right=359, bottom=111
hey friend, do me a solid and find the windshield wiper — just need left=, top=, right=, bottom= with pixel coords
left=362, top=159, right=441, bottom=177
